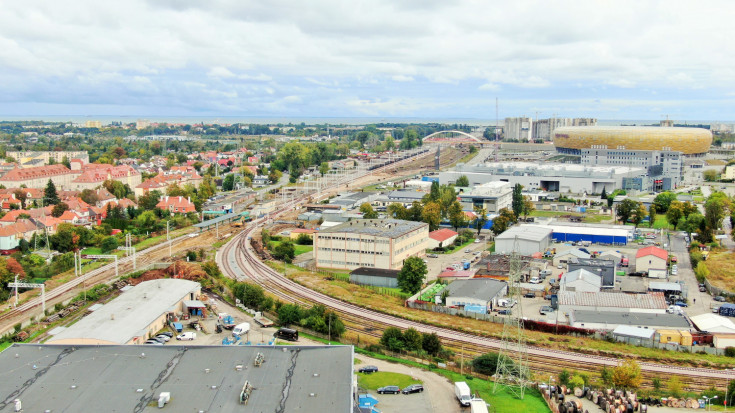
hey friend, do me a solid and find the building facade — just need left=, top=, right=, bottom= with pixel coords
left=456, top=181, right=512, bottom=213
left=581, top=148, right=682, bottom=190
left=504, top=117, right=533, bottom=141
left=314, top=219, right=428, bottom=271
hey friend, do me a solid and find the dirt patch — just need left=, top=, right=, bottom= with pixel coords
left=128, top=261, right=208, bottom=285
left=703, top=248, right=735, bottom=292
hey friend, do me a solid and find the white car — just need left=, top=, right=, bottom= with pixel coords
left=529, top=277, right=542, bottom=284
left=176, top=332, right=197, bottom=341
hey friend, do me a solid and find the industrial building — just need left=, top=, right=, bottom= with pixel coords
left=636, top=246, right=668, bottom=274
left=553, top=248, right=591, bottom=267
left=495, top=226, right=552, bottom=255
left=567, top=258, right=616, bottom=289
left=314, top=219, right=428, bottom=271
left=440, top=162, right=646, bottom=194
left=553, top=126, right=712, bottom=156
left=428, top=228, right=458, bottom=249
left=0, top=344, right=353, bottom=412
left=527, top=222, right=632, bottom=245
left=533, top=117, right=597, bottom=140
left=349, top=267, right=400, bottom=288
left=690, top=313, right=735, bottom=334
left=504, top=117, right=533, bottom=141
left=580, top=148, right=683, bottom=191
left=456, top=181, right=513, bottom=213
left=443, top=278, right=507, bottom=311
left=47, top=279, right=202, bottom=345
left=559, top=269, right=602, bottom=293
left=558, top=291, right=668, bottom=315
left=569, top=310, right=690, bottom=331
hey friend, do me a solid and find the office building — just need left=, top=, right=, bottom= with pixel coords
left=581, top=148, right=683, bottom=190
left=456, top=181, right=512, bottom=213
left=504, top=117, right=533, bottom=141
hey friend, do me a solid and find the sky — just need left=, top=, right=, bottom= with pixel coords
left=1, top=0, right=734, bottom=121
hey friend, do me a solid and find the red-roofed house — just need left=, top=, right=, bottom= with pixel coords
left=0, top=164, right=76, bottom=189
left=428, top=228, right=458, bottom=249
left=0, top=219, right=39, bottom=251
left=0, top=209, right=30, bottom=226
left=34, top=215, right=62, bottom=234
left=635, top=246, right=668, bottom=273
left=156, top=196, right=196, bottom=214
left=57, top=210, right=80, bottom=224
left=71, top=164, right=141, bottom=191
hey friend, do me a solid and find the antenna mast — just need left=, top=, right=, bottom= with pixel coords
left=494, top=97, right=499, bottom=162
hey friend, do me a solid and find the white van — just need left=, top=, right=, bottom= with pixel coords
left=232, top=322, right=251, bottom=337
left=455, top=382, right=471, bottom=407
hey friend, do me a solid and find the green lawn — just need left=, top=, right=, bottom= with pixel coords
left=652, top=214, right=672, bottom=229
left=429, top=237, right=475, bottom=255
left=0, top=341, right=12, bottom=353
left=81, top=247, right=104, bottom=255
left=269, top=240, right=313, bottom=256
left=358, top=371, right=421, bottom=390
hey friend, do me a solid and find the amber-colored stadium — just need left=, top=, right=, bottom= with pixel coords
left=553, top=126, right=712, bottom=155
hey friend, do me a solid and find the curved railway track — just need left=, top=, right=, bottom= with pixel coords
left=217, top=197, right=735, bottom=390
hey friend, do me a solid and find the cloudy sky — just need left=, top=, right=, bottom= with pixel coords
left=1, top=0, right=733, bottom=121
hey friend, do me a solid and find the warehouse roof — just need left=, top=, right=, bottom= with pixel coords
left=571, top=310, right=690, bottom=329
left=648, top=282, right=682, bottom=293
left=497, top=226, right=552, bottom=242
left=0, top=344, right=353, bottom=413
left=387, top=190, right=425, bottom=201
left=690, top=313, right=735, bottom=334
left=446, top=278, right=507, bottom=300
left=320, top=219, right=427, bottom=238
left=559, top=291, right=667, bottom=310
left=350, top=267, right=400, bottom=279
left=612, top=325, right=656, bottom=339
left=562, top=269, right=602, bottom=288
left=47, top=279, right=200, bottom=345
left=429, top=228, right=458, bottom=242
left=556, top=249, right=590, bottom=260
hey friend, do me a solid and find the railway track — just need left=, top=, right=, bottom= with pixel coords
left=216, top=169, right=735, bottom=390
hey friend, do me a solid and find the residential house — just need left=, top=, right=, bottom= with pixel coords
left=156, top=196, right=196, bottom=214
left=428, top=228, right=458, bottom=249
left=635, top=246, right=668, bottom=273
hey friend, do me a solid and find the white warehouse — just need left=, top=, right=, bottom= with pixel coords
left=495, top=226, right=552, bottom=255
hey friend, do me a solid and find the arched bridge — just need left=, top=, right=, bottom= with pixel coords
left=423, top=130, right=488, bottom=145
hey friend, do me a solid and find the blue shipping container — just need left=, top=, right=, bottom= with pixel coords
left=421, top=176, right=440, bottom=183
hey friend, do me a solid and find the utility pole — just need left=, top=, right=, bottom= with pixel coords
left=167, top=220, right=171, bottom=257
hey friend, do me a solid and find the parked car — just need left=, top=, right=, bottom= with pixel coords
left=699, top=284, right=707, bottom=292
left=358, top=365, right=378, bottom=374
left=557, top=263, right=563, bottom=269
left=713, top=307, right=721, bottom=313
left=158, top=331, right=174, bottom=338
left=176, top=332, right=197, bottom=341
left=524, top=292, right=535, bottom=298
left=674, top=301, right=688, bottom=307
left=714, top=296, right=727, bottom=302
left=427, top=254, right=438, bottom=258
left=498, top=309, right=512, bottom=315
left=154, top=335, right=171, bottom=342
left=402, top=384, right=424, bottom=394
left=529, top=277, right=542, bottom=284
left=145, top=340, right=164, bottom=345
left=465, top=249, right=472, bottom=253
left=539, top=306, right=554, bottom=315
left=474, top=239, right=480, bottom=243
left=378, top=386, right=401, bottom=394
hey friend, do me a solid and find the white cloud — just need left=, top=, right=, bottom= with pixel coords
left=208, top=67, right=236, bottom=78
left=391, top=75, right=414, bottom=82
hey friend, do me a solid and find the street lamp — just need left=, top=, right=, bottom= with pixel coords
left=547, top=376, right=555, bottom=399
left=704, top=395, right=718, bottom=411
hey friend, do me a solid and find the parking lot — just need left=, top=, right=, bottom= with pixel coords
left=424, top=237, right=490, bottom=282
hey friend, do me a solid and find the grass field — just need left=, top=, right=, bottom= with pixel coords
left=652, top=214, right=672, bottom=229
left=81, top=247, right=104, bottom=255
left=358, top=371, right=421, bottom=390
left=433, top=238, right=475, bottom=255
left=703, top=250, right=735, bottom=292
left=269, top=240, right=314, bottom=256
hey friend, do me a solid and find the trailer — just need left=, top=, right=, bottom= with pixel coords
left=254, top=315, right=274, bottom=328
left=219, top=313, right=236, bottom=329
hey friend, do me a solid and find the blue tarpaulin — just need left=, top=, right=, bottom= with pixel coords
left=173, top=322, right=183, bottom=332
left=359, top=394, right=379, bottom=409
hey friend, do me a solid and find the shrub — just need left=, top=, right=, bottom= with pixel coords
left=725, top=347, right=735, bottom=357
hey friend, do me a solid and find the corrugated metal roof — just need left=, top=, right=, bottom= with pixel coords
left=560, top=291, right=667, bottom=309
left=613, top=325, right=656, bottom=339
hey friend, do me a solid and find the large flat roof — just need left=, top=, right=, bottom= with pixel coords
left=560, top=291, right=667, bottom=310
left=318, top=218, right=427, bottom=239
left=447, top=278, right=507, bottom=301
left=572, top=310, right=690, bottom=329
left=48, top=279, right=200, bottom=344
left=496, top=226, right=552, bottom=242
left=0, top=344, right=353, bottom=413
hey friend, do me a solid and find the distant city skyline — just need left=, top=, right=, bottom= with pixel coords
left=1, top=1, right=734, bottom=120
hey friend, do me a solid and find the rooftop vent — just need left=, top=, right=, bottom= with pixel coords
left=309, top=393, right=317, bottom=397
left=158, top=392, right=171, bottom=408
left=235, top=364, right=243, bottom=371
left=136, top=389, right=143, bottom=393
left=204, top=368, right=210, bottom=374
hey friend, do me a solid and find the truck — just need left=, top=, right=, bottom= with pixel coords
left=455, top=382, right=472, bottom=407
left=621, top=257, right=629, bottom=267
left=470, top=398, right=490, bottom=413
left=232, top=322, right=251, bottom=337
left=218, top=313, right=236, bottom=330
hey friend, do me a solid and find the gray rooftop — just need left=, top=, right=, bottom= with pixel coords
left=194, top=212, right=240, bottom=228
left=0, top=344, right=353, bottom=413
left=47, top=279, right=200, bottom=345
left=447, top=278, right=507, bottom=300
left=571, top=310, right=690, bottom=329
left=387, top=190, right=426, bottom=201
left=496, top=226, right=552, bottom=242
left=562, top=269, right=602, bottom=287
left=319, top=219, right=427, bottom=239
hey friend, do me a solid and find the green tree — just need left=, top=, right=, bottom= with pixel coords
left=569, top=375, right=585, bottom=390
left=44, top=179, right=60, bottom=206
left=233, top=282, right=270, bottom=310
left=448, top=200, right=467, bottom=231
left=387, top=203, right=408, bottom=220
left=421, top=201, right=442, bottom=231
left=272, top=241, right=296, bottom=263
left=138, top=190, right=163, bottom=210
left=100, top=236, right=118, bottom=253
left=600, top=366, right=613, bottom=387
left=694, top=261, right=710, bottom=282
left=380, top=327, right=405, bottom=352
left=421, top=332, right=442, bottom=355
left=511, top=184, right=523, bottom=219
left=455, top=175, right=469, bottom=187
left=653, top=192, right=677, bottom=213
left=704, top=193, right=730, bottom=234
left=648, top=204, right=657, bottom=228
left=319, top=162, right=329, bottom=177
left=13, top=189, right=27, bottom=209
left=402, top=328, right=423, bottom=352
left=611, top=359, right=641, bottom=390
left=277, top=303, right=303, bottom=326
left=474, top=206, right=488, bottom=236
left=472, top=352, right=513, bottom=376
left=668, top=376, right=683, bottom=398
left=359, top=202, right=378, bottom=219
left=491, top=208, right=515, bottom=235
left=428, top=181, right=440, bottom=202
left=408, top=201, right=423, bottom=222
left=51, top=202, right=70, bottom=218
left=666, top=201, right=685, bottom=228
left=682, top=213, right=705, bottom=241
left=631, top=201, right=647, bottom=228
left=295, top=233, right=313, bottom=245
left=522, top=196, right=535, bottom=220
left=135, top=210, right=159, bottom=233
left=600, top=187, right=607, bottom=200
left=397, top=256, right=427, bottom=294
left=616, top=198, right=639, bottom=224
left=704, top=169, right=719, bottom=182
left=222, top=174, right=235, bottom=191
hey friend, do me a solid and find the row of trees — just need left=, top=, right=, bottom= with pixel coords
left=380, top=326, right=443, bottom=356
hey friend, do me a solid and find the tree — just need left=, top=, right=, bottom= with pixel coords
left=704, top=169, right=719, bottom=182
left=397, top=256, right=427, bottom=295
left=630, top=201, right=647, bottom=228
left=616, top=198, right=639, bottom=224
left=569, top=375, right=585, bottom=390
left=511, top=184, right=523, bottom=219
left=472, top=352, right=513, bottom=376
left=100, top=236, right=118, bottom=253
left=648, top=204, right=657, bottom=228
left=44, top=179, right=60, bottom=206
left=277, top=303, right=303, bottom=326
left=522, top=196, right=535, bottom=220
left=428, top=181, right=440, bottom=202
left=653, top=192, right=677, bottom=213
left=455, top=175, right=469, bottom=187
left=295, top=233, right=313, bottom=245
left=682, top=213, right=705, bottom=241
left=359, top=202, right=378, bottom=219
left=387, top=203, right=408, bottom=220
left=558, top=369, right=571, bottom=386
left=402, top=328, right=423, bottom=352
left=666, top=201, right=685, bottom=228
left=51, top=202, right=70, bottom=218
left=319, top=162, right=329, bottom=177
left=272, top=241, right=296, bottom=263
left=13, top=190, right=26, bottom=209
left=694, top=261, right=710, bottom=282
left=668, top=376, right=683, bottom=398
left=600, top=187, right=607, bottom=200
left=705, top=193, right=730, bottom=234
left=474, top=206, right=488, bottom=236
left=380, top=327, right=405, bottom=352
left=599, top=366, right=613, bottom=387
left=222, top=174, right=235, bottom=191
left=135, top=210, right=159, bottom=234
left=421, top=202, right=442, bottom=231
left=448, top=200, right=467, bottom=231
left=491, top=208, right=515, bottom=235
left=233, top=282, right=269, bottom=310
left=138, top=190, right=163, bottom=210
left=421, top=332, right=442, bottom=356
left=80, top=189, right=100, bottom=206
left=611, top=359, right=641, bottom=390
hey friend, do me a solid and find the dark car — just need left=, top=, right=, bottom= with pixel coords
left=358, top=365, right=378, bottom=374
left=674, top=301, right=688, bottom=307
left=699, top=285, right=707, bottom=292
left=378, top=386, right=400, bottom=394
left=714, top=296, right=727, bottom=302
left=158, top=331, right=174, bottom=338
left=524, top=292, right=535, bottom=298
left=402, top=384, right=424, bottom=394
left=498, top=309, right=512, bottom=315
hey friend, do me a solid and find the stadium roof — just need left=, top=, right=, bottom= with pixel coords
left=0, top=344, right=353, bottom=413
